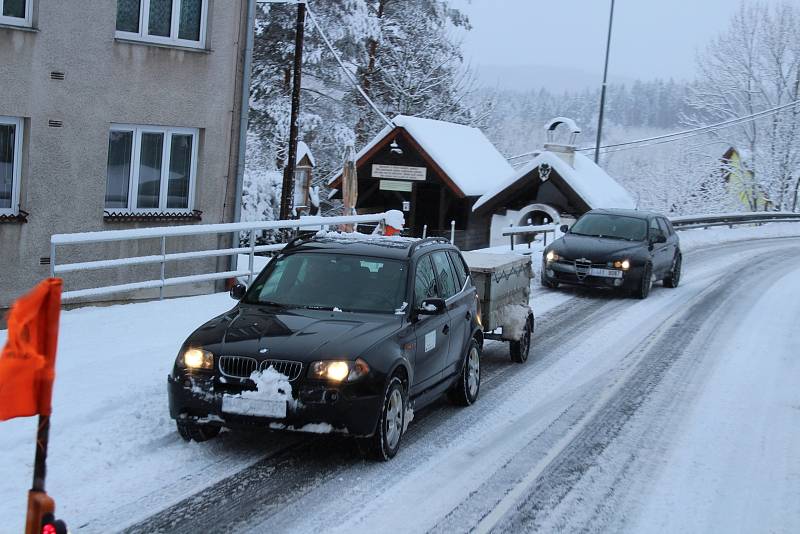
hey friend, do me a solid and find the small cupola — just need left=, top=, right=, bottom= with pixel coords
left=543, top=117, right=581, bottom=168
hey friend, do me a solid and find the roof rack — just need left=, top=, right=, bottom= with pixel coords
left=407, top=237, right=451, bottom=256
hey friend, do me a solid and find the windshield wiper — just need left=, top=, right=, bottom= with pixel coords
left=257, top=300, right=290, bottom=308
left=302, top=305, right=346, bottom=312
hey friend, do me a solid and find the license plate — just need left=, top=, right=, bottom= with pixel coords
left=222, top=395, right=287, bottom=418
left=589, top=267, right=623, bottom=279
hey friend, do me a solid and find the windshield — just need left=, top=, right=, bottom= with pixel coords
left=244, top=252, right=407, bottom=313
left=570, top=213, right=648, bottom=241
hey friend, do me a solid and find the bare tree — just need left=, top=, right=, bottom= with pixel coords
left=687, top=1, right=800, bottom=211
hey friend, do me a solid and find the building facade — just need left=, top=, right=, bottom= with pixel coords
left=0, top=0, right=249, bottom=307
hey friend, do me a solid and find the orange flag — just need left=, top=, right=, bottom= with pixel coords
left=0, top=279, right=62, bottom=421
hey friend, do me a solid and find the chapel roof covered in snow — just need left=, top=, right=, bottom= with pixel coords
left=472, top=150, right=636, bottom=214
left=328, top=115, right=513, bottom=198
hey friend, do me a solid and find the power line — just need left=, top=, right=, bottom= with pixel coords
left=580, top=99, right=800, bottom=154
left=304, top=4, right=395, bottom=129
left=506, top=99, right=800, bottom=162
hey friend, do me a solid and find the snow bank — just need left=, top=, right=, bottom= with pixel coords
left=678, top=222, right=800, bottom=249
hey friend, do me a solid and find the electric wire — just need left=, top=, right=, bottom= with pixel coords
left=507, top=99, right=800, bottom=161
left=304, top=4, right=395, bottom=128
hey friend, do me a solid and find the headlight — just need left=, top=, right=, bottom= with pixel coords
left=308, top=358, right=370, bottom=382
left=545, top=250, right=560, bottom=263
left=180, top=348, right=214, bottom=370
left=613, top=259, right=631, bottom=270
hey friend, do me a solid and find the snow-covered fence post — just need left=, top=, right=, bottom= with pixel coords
left=509, top=222, right=514, bottom=251
left=527, top=218, right=532, bottom=249
left=248, top=229, right=256, bottom=284
left=159, top=236, right=166, bottom=300
left=450, top=220, right=455, bottom=244
left=49, top=241, right=56, bottom=278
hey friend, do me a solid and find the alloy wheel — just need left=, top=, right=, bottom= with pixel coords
left=467, top=346, right=480, bottom=397
left=385, top=388, right=404, bottom=450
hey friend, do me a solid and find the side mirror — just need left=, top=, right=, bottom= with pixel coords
left=417, top=298, right=446, bottom=316
left=230, top=283, right=247, bottom=301
left=559, top=224, right=570, bottom=233
left=653, top=234, right=667, bottom=244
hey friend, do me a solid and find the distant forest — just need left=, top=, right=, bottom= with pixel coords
left=477, top=79, right=695, bottom=157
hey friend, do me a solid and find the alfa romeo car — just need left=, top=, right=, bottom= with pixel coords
left=168, top=234, right=483, bottom=460
left=541, top=208, right=682, bottom=298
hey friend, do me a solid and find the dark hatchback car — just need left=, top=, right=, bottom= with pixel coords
left=542, top=209, right=681, bottom=298
left=168, top=235, right=482, bottom=460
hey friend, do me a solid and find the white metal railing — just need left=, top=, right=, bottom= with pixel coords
left=51, top=213, right=389, bottom=301
left=669, top=211, right=800, bottom=230
left=502, top=223, right=560, bottom=250
left=499, top=212, right=800, bottom=251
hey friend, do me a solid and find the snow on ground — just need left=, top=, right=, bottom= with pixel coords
left=0, top=293, right=288, bottom=532
left=1, top=223, right=799, bottom=532
left=629, top=265, right=800, bottom=533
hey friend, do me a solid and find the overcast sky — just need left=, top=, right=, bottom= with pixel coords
left=452, top=0, right=783, bottom=91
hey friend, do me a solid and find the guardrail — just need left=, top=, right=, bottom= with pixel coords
left=501, top=223, right=560, bottom=250
left=499, top=211, right=800, bottom=250
left=51, top=213, right=389, bottom=301
left=669, top=211, right=800, bottom=230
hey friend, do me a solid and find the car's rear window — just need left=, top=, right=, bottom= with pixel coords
left=245, top=252, right=407, bottom=313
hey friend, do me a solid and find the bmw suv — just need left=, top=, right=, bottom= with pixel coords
left=168, top=234, right=482, bottom=460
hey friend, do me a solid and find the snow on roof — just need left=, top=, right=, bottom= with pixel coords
left=328, top=115, right=513, bottom=197
left=296, top=141, right=315, bottom=167
left=473, top=150, right=636, bottom=212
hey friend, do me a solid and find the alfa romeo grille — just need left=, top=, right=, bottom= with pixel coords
left=574, top=259, right=591, bottom=279
left=219, top=356, right=303, bottom=381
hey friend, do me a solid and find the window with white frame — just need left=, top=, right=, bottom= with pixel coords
left=0, top=116, right=23, bottom=216
left=115, top=0, right=207, bottom=48
left=105, top=125, right=198, bottom=212
left=0, top=0, right=32, bottom=27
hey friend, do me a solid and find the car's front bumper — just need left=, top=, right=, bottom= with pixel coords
left=168, top=373, right=383, bottom=437
left=543, top=260, right=643, bottom=290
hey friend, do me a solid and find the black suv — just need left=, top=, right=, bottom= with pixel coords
left=542, top=209, right=682, bottom=299
left=168, top=235, right=482, bottom=460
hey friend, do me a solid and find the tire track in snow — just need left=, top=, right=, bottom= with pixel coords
left=476, top=246, right=800, bottom=533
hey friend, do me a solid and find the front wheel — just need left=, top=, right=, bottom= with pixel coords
left=541, top=273, right=559, bottom=289
left=176, top=419, right=221, bottom=442
left=449, top=339, right=481, bottom=406
left=360, top=376, right=406, bottom=461
left=663, top=253, right=682, bottom=288
left=633, top=262, right=653, bottom=300
left=510, top=313, right=534, bottom=363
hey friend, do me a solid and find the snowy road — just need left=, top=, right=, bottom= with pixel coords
left=2, top=231, right=800, bottom=533
left=119, top=236, right=800, bottom=534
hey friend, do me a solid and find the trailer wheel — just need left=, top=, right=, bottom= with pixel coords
left=509, top=313, right=533, bottom=363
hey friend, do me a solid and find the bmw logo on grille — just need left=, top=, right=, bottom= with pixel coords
left=259, top=348, right=269, bottom=354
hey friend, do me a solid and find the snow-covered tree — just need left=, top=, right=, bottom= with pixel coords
left=687, top=1, right=800, bottom=211
left=246, top=0, right=479, bottom=220
left=352, top=0, right=485, bottom=144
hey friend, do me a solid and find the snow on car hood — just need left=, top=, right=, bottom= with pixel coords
left=187, top=305, right=403, bottom=363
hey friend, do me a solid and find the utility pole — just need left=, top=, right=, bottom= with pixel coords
left=279, top=0, right=306, bottom=220
left=594, top=0, right=615, bottom=164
